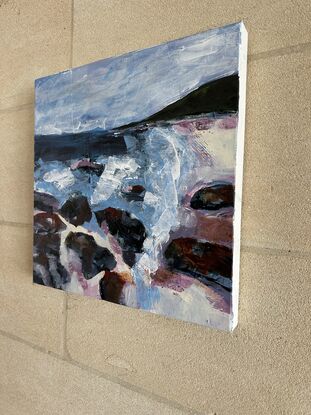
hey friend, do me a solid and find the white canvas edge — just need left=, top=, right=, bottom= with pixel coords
left=230, top=22, right=248, bottom=331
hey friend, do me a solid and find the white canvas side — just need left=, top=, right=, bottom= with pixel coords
left=231, top=22, right=248, bottom=331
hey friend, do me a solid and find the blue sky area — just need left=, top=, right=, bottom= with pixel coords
left=35, top=22, right=241, bottom=136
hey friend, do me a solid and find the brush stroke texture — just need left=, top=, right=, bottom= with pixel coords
left=35, top=23, right=240, bottom=135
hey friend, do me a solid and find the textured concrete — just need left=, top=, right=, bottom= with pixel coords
left=0, top=334, right=189, bottom=415
left=0, top=224, right=65, bottom=354
left=243, top=49, right=311, bottom=252
left=0, top=107, right=34, bottom=224
left=0, top=0, right=311, bottom=414
left=0, top=0, right=72, bottom=110
left=72, top=0, right=311, bottom=66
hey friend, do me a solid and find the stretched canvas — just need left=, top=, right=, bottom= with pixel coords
left=34, top=22, right=247, bottom=331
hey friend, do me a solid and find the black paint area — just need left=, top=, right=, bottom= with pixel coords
left=190, top=182, right=234, bottom=210
left=60, top=193, right=92, bottom=226
left=95, top=207, right=147, bottom=267
left=65, top=232, right=117, bottom=280
left=34, top=191, right=60, bottom=212
left=35, top=130, right=128, bottom=162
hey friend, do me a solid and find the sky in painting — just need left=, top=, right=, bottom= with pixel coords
left=35, top=23, right=241, bottom=136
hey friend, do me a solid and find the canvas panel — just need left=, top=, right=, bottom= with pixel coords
left=33, top=22, right=248, bottom=331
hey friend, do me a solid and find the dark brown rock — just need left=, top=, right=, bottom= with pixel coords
left=65, top=232, right=117, bottom=279
left=34, top=191, right=60, bottom=212
left=190, top=182, right=234, bottom=210
left=33, top=212, right=66, bottom=234
left=99, top=271, right=127, bottom=304
left=60, top=193, right=92, bottom=226
left=164, top=237, right=232, bottom=288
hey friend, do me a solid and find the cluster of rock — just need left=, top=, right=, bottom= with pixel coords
left=153, top=182, right=234, bottom=293
left=34, top=180, right=234, bottom=304
left=33, top=189, right=146, bottom=302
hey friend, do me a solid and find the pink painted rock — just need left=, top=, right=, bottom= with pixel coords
left=70, top=159, right=104, bottom=176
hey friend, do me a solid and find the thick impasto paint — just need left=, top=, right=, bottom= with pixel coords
left=34, top=22, right=247, bottom=330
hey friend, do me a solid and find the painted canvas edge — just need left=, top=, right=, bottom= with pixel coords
left=231, top=22, right=248, bottom=331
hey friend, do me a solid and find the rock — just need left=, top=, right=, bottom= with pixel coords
left=151, top=267, right=231, bottom=313
left=95, top=207, right=146, bottom=267
left=60, top=193, right=92, bottom=226
left=33, top=212, right=66, bottom=234
left=121, top=184, right=146, bottom=201
left=164, top=237, right=232, bottom=288
left=33, top=248, right=69, bottom=289
left=190, top=182, right=234, bottom=210
left=70, top=158, right=104, bottom=176
left=34, top=191, right=60, bottom=212
left=151, top=268, right=193, bottom=292
left=33, top=212, right=68, bottom=288
left=99, top=270, right=131, bottom=304
left=65, top=232, right=117, bottom=279
left=34, top=232, right=61, bottom=255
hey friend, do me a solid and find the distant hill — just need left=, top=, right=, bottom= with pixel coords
left=120, top=74, right=239, bottom=129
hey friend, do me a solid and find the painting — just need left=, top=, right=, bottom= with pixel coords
left=33, top=22, right=248, bottom=331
